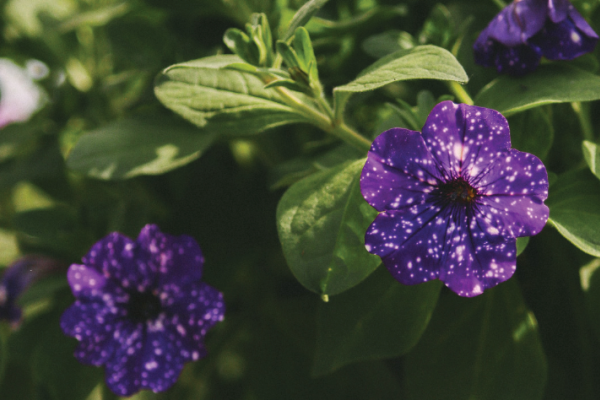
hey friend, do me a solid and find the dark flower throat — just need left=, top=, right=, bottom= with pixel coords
left=127, top=291, right=162, bottom=322
left=437, top=177, right=478, bottom=205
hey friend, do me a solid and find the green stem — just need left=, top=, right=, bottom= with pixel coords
left=572, top=102, right=595, bottom=142
left=274, top=86, right=371, bottom=152
left=332, top=122, right=372, bottom=152
left=492, top=0, right=507, bottom=10
left=447, top=81, right=474, bottom=105
left=272, top=53, right=283, bottom=69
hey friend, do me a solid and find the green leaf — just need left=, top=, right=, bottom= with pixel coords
left=155, top=55, right=313, bottom=136
left=416, top=90, right=436, bottom=126
left=276, top=159, right=381, bottom=296
left=31, top=310, right=102, bottom=400
left=276, top=40, right=302, bottom=70
left=516, top=236, right=530, bottom=257
left=67, top=117, right=216, bottom=180
left=336, top=45, right=467, bottom=93
left=13, top=206, right=89, bottom=259
left=16, top=274, right=69, bottom=307
left=283, top=0, right=329, bottom=40
left=333, top=45, right=468, bottom=121
left=406, top=279, right=547, bottom=400
left=475, top=64, right=600, bottom=116
left=0, top=325, right=7, bottom=385
left=507, top=108, right=554, bottom=160
left=361, top=30, right=415, bottom=58
left=547, top=168, right=600, bottom=257
left=580, top=258, right=600, bottom=342
left=313, top=267, right=442, bottom=376
left=223, top=28, right=260, bottom=66
left=582, top=140, right=600, bottom=180
left=418, top=3, right=455, bottom=48
left=292, top=27, right=319, bottom=83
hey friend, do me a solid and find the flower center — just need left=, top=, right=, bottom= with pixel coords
left=438, top=177, right=478, bottom=205
left=126, top=290, right=162, bottom=323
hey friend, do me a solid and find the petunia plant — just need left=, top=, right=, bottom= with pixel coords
left=2, top=0, right=600, bottom=399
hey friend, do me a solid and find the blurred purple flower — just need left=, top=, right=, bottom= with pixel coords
left=60, top=224, right=225, bottom=396
left=473, top=0, right=598, bottom=75
left=0, top=255, right=63, bottom=326
left=361, top=101, right=549, bottom=297
left=0, top=59, right=47, bottom=128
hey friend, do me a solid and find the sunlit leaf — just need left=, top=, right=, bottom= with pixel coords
left=475, top=64, right=600, bottom=116
left=277, top=159, right=380, bottom=296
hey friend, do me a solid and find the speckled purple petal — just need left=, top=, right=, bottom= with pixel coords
left=61, top=302, right=124, bottom=365
left=365, top=204, right=518, bottom=297
left=102, top=321, right=150, bottom=396
left=360, top=128, right=442, bottom=212
left=471, top=151, right=548, bottom=239
left=83, top=232, right=156, bottom=292
left=162, top=281, right=225, bottom=348
left=531, top=16, right=598, bottom=60
left=548, top=0, right=570, bottom=23
left=421, top=101, right=512, bottom=179
left=440, top=220, right=517, bottom=297
left=365, top=205, right=446, bottom=285
left=137, top=224, right=204, bottom=288
left=473, top=27, right=496, bottom=67
left=493, top=43, right=542, bottom=75
left=486, top=0, right=547, bottom=46
left=570, top=5, right=599, bottom=38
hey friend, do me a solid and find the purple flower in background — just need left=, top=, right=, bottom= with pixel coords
left=60, top=224, right=225, bottom=396
left=361, top=101, right=549, bottom=297
left=0, top=255, right=62, bottom=326
left=474, top=0, right=598, bottom=75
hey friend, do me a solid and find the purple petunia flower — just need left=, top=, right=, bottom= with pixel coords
left=361, top=101, right=549, bottom=297
left=60, top=224, right=225, bottom=396
left=0, top=255, right=63, bottom=326
left=473, top=0, right=598, bottom=75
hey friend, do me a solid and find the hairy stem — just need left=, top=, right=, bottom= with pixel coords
left=274, top=86, right=371, bottom=152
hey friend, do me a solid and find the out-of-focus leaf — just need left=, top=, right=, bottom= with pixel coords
left=313, top=267, right=441, bottom=376
left=0, top=325, right=7, bottom=384
left=269, top=144, right=363, bottom=189
left=283, top=0, right=329, bottom=40
left=580, top=258, right=600, bottom=342
left=13, top=206, right=89, bottom=259
left=0, top=229, right=20, bottom=266
left=361, top=30, right=415, bottom=58
left=406, top=279, right=547, bottom=400
left=16, top=275, right=68, bottom=307
left=155, top=55, right=313, bottom=136
left=516, top=237, right=530, bottom=256
left=547, top=169, right=600, bottom=257
left=5, top=0, right=76, bottom=37
left=508, top=108, right=554, bottom=160
left=415, top=90, right=436, bottom=125
left=30, top=309, right=102, bottom=400
left=418, top=4, right=455, bottom=48
left=276, top=159, right=380, bottom=296
left=475, top=64, right=600, bottom=116
left=582, top=140, right=600, bottom=180
left=67, top=117, right=217, bottom=180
